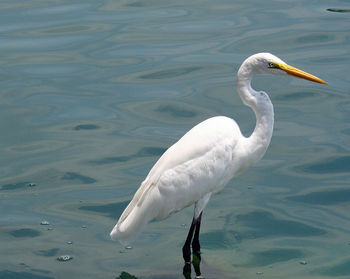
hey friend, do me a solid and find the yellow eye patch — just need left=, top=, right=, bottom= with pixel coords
left=268, top=62, right=279, bottom=69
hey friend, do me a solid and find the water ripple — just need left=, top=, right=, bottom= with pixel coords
left=0, top=0, right=347, bottom=278
left=34, top=248, right=60, bottom=257
left=79, top=200, right=130, bottom=219
left=61, top=172, right=96, bottom=184
left=139, top=66, right=203, bottom=80
left=294, top=155, right=350, bottom=175
left=0, top=35, right=93, bottom=51
left=231, top=210, right=326, bottom=238
left=242, top=248, right=304, bottom=267
left=22, top=3, right=99, bottom=16
left=89, top=147, right=166, bottom=165
left=10, top=228, right=41, bottom=238
left=0, top=270, right=54, bottom=279
left=327, top=8, right=350, bottom=13
left=316, top=259, right=350, bottom=276
left=287, top=188, right=350, bottom=205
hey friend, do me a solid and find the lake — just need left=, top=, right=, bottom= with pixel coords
left=0, top=0, right=350, bottom=278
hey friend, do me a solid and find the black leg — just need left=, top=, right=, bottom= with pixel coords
left=182, top=217, right=197, bottom=263
left=182, top=211, right=204, bottom=263
left=191, top=212, right=202, bottom=255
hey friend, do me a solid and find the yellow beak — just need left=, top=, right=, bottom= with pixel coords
left=276, top=63, right=328, bottom=85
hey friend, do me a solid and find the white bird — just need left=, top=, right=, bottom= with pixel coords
left=110, top=53, right=327, bottom=262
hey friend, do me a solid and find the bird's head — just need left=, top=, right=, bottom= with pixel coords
left=245, top=53, right=327, bottom=85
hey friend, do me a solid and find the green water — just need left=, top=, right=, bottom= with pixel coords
left=0, top=0, right=350, bottom=278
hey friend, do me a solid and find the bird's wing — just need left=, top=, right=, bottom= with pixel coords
left=118, top=116, right=240, bottom=224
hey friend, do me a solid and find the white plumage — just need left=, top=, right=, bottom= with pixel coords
left=110, top=53, right=327, bottom=257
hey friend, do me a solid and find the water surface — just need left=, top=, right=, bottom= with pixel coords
left=0, top=0, right=350, bottom=278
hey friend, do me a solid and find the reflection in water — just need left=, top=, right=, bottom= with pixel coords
left=116, top=254, right=203, bottom=279
left=183, top=253, right=203, bottom=279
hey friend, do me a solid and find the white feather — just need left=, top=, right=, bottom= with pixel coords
left=110, top=52, right=325, bottom=247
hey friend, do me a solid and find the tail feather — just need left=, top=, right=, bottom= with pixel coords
left=110, top=187, right=159, bottom=246
left=110, top=206, right=147, bottom=246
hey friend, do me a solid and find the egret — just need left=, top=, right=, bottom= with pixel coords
left=110, top=53, right=327, bottom=262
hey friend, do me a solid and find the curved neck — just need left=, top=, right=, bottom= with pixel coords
left=236, top=63, right=274, bottom=164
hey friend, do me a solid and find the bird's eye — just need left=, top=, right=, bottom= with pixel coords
left=268, top=62, right=277, bottom=68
